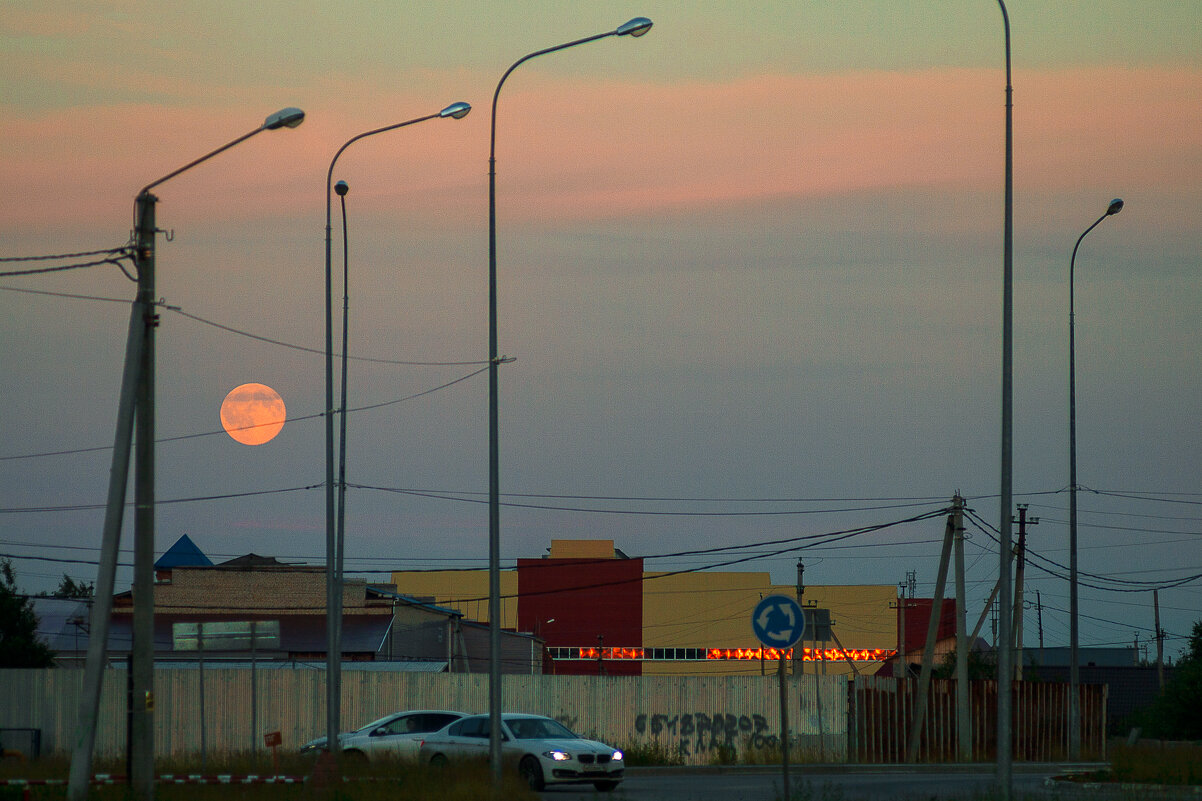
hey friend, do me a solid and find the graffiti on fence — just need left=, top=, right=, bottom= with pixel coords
left=633, top=711, right=777, bottom=754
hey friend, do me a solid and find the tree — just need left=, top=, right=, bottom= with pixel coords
left=0, top=558, right=56, bottom=668
left=932, top=647, right=997, bottom=681
left=52, top=574, right=94, bottom=599
left=1142, top=619, right=1202, bottom=739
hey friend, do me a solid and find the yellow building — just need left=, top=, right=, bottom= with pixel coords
left=393, top=540, right=897, bottom=676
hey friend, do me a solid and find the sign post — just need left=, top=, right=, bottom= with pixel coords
left=264, top=731, right=282, bottom=775
left=752, top=595, right=805, bottom=801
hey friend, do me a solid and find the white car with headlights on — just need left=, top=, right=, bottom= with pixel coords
left=419, top=713, right=624, bottom=791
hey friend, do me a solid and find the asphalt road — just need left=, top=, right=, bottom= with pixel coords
left=537, top=764, right=1106, bottom=801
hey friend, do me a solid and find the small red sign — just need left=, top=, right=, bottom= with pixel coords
left=264, top=731, right=282, bottom=748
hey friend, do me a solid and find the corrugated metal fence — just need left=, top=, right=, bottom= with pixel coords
left=851, top=676, right=1108, bottom=762
left=0, top=669, right=847, bottom=766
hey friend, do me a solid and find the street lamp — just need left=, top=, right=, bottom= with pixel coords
left=486, top=16, right=652, bottom=786
left=69, top=107, right=305, bottom=801
left=1068, top=197, right=1123, bottom=758
left=988, top=2, right=1017, bottom=796
left=322, top=102, right=470, bottom=759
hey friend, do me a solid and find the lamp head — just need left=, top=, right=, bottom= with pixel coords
left=616, top=17, right=653, bottom=37
left=1106, top=198, right=1124, bottom=216
left=334, top=180, right=349, bottom=196
left=263, top=107, right=306, bottom=130
left=439, top=101, right=472, bottom=120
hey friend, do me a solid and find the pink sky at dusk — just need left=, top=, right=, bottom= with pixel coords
left=4, top=66, right=1198, bottom=230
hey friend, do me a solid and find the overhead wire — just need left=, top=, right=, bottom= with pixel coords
left=0, top=365, right=490, bottom=462
left=0, top=506, right=951, bottom=600
left=963, top=507, right=1202, bottom=593
left=0, top=247, right=133, bottom=263
left=351, top=484, right=947, bottom=518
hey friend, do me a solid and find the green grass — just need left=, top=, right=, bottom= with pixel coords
left=1105, top=741, right=1202, bottom=786
left=0, top=753, right=536, bottom=801
left=616, top=739, right=686, bottom=766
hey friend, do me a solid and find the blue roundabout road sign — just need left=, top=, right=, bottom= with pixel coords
left=751, top=594, right=805, bottom=649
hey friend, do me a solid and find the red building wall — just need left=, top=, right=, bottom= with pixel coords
left=898, top=598, right=958, bottom=655
left=517, top=556, right=644, bottom=675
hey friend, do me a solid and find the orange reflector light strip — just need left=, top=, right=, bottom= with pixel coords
left=547, top=646, right=896, bottom=662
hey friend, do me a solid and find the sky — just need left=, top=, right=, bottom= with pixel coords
left=1, top=1, right=1199, bottom=660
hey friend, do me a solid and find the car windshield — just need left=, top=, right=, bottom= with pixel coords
left=506, top=718, right=579, bottom=740
left=354, top=715, right=396, bottom=734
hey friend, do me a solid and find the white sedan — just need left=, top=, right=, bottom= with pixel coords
left=419, top=713, right=624, bottom=791
left=300, top=710, right=466, bottom=761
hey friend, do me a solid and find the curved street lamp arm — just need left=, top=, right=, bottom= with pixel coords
left=140, top=128, right=262, bottom=196
left=489, top=29, right=618, bottom=157
left=325, top=111, right=442, bottom=224
left=140, top=107, right=304, bottom=197
left=1069, top=211, right=1113, bottom=305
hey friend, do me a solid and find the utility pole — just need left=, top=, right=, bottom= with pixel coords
left=1036, top=590, right=1044, bottom=665
left=67, top=301, right=143, bottom=801
left=1011, top=505, right=1038, bottom=680
left=906, top=512, right=955, bottom=763
left=895, top=582, right=908, bottom=673
left=1154, top=590, right=1164, bottom=689
left=972, top=579, right=1001, bottom=644
left=952, top=494, right=970, bottom=760
left=796, top=560, right=805, bottom=676
left=130, top=191, right=158, bottom=801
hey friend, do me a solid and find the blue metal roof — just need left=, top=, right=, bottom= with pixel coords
left=155, top=534, right=213, bottom=569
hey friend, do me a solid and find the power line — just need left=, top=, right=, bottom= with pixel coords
left=166, top=305, right=489, bottom=366
left=0, top=247, right=132, bottom=263
left=0, top=254, right=135, bottom=278
left=0, top=366, right=490, bottom=462
left=0, top=285, right=129, bottom=304
left=352, top=484, right=948, bottom=518
left=0, top=282, right=487, bottom=366
left=0, top=507, right=949, bottom=592
left=963, top=507, right=1202, bottom=593
left=0, top=484, right=319, bottom=514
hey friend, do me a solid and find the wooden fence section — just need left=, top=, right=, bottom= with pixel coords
left=0, top=669, right=846, bottom=766
left=851, top=676, right=1107, bottom=762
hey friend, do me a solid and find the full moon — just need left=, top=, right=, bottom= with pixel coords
left=220, top=383, right=286, bottom=446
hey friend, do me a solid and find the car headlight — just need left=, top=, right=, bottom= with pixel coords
left=612, top=750, right=624, bottom=761
left=543, top=750, right=571, bottom=761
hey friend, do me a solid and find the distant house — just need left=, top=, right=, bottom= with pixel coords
left=47, top=535, right=542, bottom=673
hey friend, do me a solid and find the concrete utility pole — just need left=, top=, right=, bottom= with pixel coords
left=952, top=495, right=970, bottom=760
left=1011, top=505, right=1038, bottom=680
left=67, top=302, right=144, bottom=801
left=906, top=513, right=955, bottom=763
left=1154, top=590, right=1164, bottom=689
left=972, top=579, right=1001, bottom=644
left=796, top=560, right=805, bottom=676
left=130, top=191, right=158, bottom=801
left=1036, top=590, right=1044, bottom=665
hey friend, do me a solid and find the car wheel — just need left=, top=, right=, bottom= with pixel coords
left=519, top=756, right=545, bottom=791
left=594, top=780, right=620, bottom=792
left=429, top=753, right=448, bottom=768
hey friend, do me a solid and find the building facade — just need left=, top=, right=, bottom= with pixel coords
left=393, top=539, right=900, bottom=676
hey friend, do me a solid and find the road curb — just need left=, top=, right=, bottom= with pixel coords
left=627, top=762, right=1106, bottom=777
